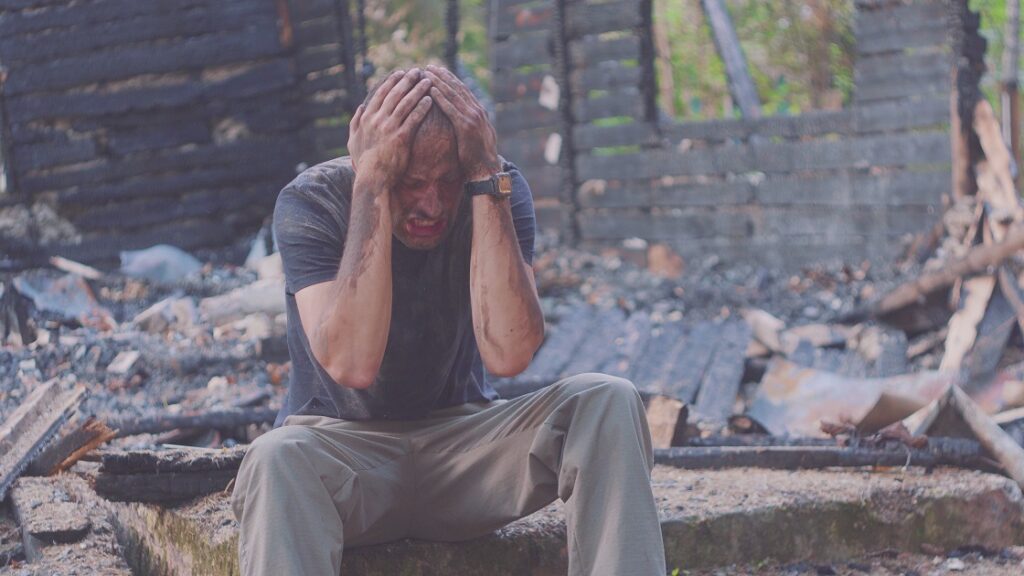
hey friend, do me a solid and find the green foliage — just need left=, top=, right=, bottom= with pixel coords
left=362, top=0, right=490, bottom=88
left=653, top=0, right=854, bottom=120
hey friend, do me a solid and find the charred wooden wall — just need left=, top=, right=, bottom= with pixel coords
left=0, top=0, right=359, bottom=264
left=493, top=0, right=968, bottom=269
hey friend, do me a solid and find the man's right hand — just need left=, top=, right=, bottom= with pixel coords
left=347, top=68, right=433, bottom=189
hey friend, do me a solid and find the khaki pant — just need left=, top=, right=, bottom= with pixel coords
left=231, top=373, right=666, bottom=576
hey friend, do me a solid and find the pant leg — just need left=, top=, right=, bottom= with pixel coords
left=231, top=415, right=413, bottom=576
left=410, top=373, right=666, bottom=576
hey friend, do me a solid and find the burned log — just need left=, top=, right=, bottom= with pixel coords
left=653, top=444, right=996, bottom=472
left=845, top=222, right=1024, bottom=322
left=94, top=445, right=246, bottom=504
left=107, top=406, right=278, bottom=438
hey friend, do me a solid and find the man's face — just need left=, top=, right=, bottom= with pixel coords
left=391, top=127, right=463, bottom=250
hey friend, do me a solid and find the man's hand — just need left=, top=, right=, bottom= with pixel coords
left=348, top=68, right=434, bottom=188
left=424, top=65, right=500, bottom=182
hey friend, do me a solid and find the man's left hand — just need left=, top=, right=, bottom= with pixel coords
left=424, top=65, right=500, bottom=182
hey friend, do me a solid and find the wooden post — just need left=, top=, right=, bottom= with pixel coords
left=445, top=0, right=460, bottom=71
left=699, top=0, right=761, bottom=118
left=1002, top=0, right=1021, bottom=184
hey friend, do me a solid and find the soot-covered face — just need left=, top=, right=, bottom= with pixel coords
left=390, top=123, right=464, bottom=250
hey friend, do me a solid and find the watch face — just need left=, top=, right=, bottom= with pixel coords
left=496, top=173, right=513, bottom=196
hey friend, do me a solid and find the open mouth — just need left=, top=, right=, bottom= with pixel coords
left=406, top=217, right=446, bottom=238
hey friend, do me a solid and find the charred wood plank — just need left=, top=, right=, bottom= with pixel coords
left=691, top=320, right=751, bottom=425
left=27, top=417, right=115, bottom=476
left=0, top=3, right=271, bottom=64
left=107, top=407, right=278, bottom=438
left=653, top=444, right=995, bottom=472
left=98, top=446, right=247, bottom=475
left=518, top=304, right=598, bottom=380
left=566, top=1, right=643, bottom=39
left=844, top=222, right=1024, bottom=323
left=0, top=380, right=84, bottom=501
left=93, top=469, right=238, bottom=504
left=662, top=322, right=721, bottom=403
left=4, top=26, right=283, bottom=95
left=562, top=307, right=628, bottom=376
left=93, top=445, right=247, bottom=503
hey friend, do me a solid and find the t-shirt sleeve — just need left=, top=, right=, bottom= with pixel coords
left=272, top=184, right=345, bottom=295
left=504, top=160, right=537, bottom=266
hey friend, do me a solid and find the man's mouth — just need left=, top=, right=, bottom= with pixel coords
left=406, top=217, right=446, bottom=238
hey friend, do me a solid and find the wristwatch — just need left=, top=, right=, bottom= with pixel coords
left=465, top=172, right=513, bottom=200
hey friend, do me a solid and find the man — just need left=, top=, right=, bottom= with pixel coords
left=231, top=65, right=666, bottom=576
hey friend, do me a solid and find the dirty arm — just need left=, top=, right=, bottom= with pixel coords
left=426, top=65, right=544, bottom=376
left=295, top=69, right=433, bottom=389
left=469, top=193, right=545, bottom=376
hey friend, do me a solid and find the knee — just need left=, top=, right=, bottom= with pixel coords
left=239, top=425, right=319, bottom=480
left=560, top=372, right=643, bottom=408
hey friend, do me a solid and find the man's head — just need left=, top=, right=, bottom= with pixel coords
left=361, top=68, right=464, bottom=251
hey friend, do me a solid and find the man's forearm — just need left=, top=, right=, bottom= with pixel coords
left=312, top=174, right=393, bottom=388
left=469, top=195, right=544, bottom=376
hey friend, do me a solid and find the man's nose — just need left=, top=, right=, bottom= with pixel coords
left=416, top=189, right=444, bottom=219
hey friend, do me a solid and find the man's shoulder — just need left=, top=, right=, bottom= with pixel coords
left=275, top=157, right=354, bottom=218
left=282, top=156, right=355, bottom=200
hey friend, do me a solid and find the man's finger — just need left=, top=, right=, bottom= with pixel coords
left=400, top=95, right=433, bottom=132
left=351, top=104, right=366, bottom=131
left=365, top=70, right=405, bottom=114
left=392, top=75, right=432, bottom=120
left=424, top=69, right=471, bottom=109
left=380, top=68, right=424, bottom=116
left=428, top=85, right=462, bottom=122
left=428, top=66, right=481, bottom=108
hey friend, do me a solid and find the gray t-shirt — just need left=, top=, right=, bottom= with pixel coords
left=272, top=156, right=536, bottom=424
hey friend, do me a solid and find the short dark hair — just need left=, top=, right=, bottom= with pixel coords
left=362, top=68, right=454, bottom=140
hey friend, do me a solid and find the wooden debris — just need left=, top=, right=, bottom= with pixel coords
left=0, top=380, right=84, bottom=501
left=940, top=275, right=996, bottom=371
left=106, top=350, right=141, bottom=376
left=94, top=446, right=246, bottom=503
left=949, top=385, right=1024, bottom=490
left=699, top=0, right=761, bottom=118
left=907, top=327, right=949, bottom=360
left=973, top=100, right=1022, bottom=224
left=107, top=406, right=278, bottom=438
left=741, top=307, right=785, bottom=354
left=48, top=256, right=102, bottom=280
left=199, top=277, right=284, bottom=327
left=644, top=395, right=688, bottom=449
left=961, top=286, right=1017, bottom=389
left=27, top=417, right=116, bottom=476
left=847, top=222, right=1024, bottom=322
left=998, top=266, right=1024, bottom=335
left=691, top=320, right=751, bottom=428
left=653, top=443, right=995, bottom=472
left=748, top=359, right=956, bottom=437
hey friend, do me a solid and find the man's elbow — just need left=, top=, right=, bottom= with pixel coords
left=315, top=349, right=377, bottom=390
left=484, top=329, right=544, bottom=377
left=485, top=355, right=533, bottom=378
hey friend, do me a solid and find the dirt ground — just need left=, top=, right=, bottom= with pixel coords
left=688, top=548, right=1024, bottom=575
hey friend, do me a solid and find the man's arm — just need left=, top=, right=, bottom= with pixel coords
left=295, top=69, right=434, bottom=389
left=426, top=65, right=544, bottom=376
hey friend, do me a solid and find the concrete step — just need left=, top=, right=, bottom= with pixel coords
left=108, top=466, right=1024, bottom=575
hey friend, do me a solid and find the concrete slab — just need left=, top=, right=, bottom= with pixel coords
left=109, top=466, right=1024, bottom=575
